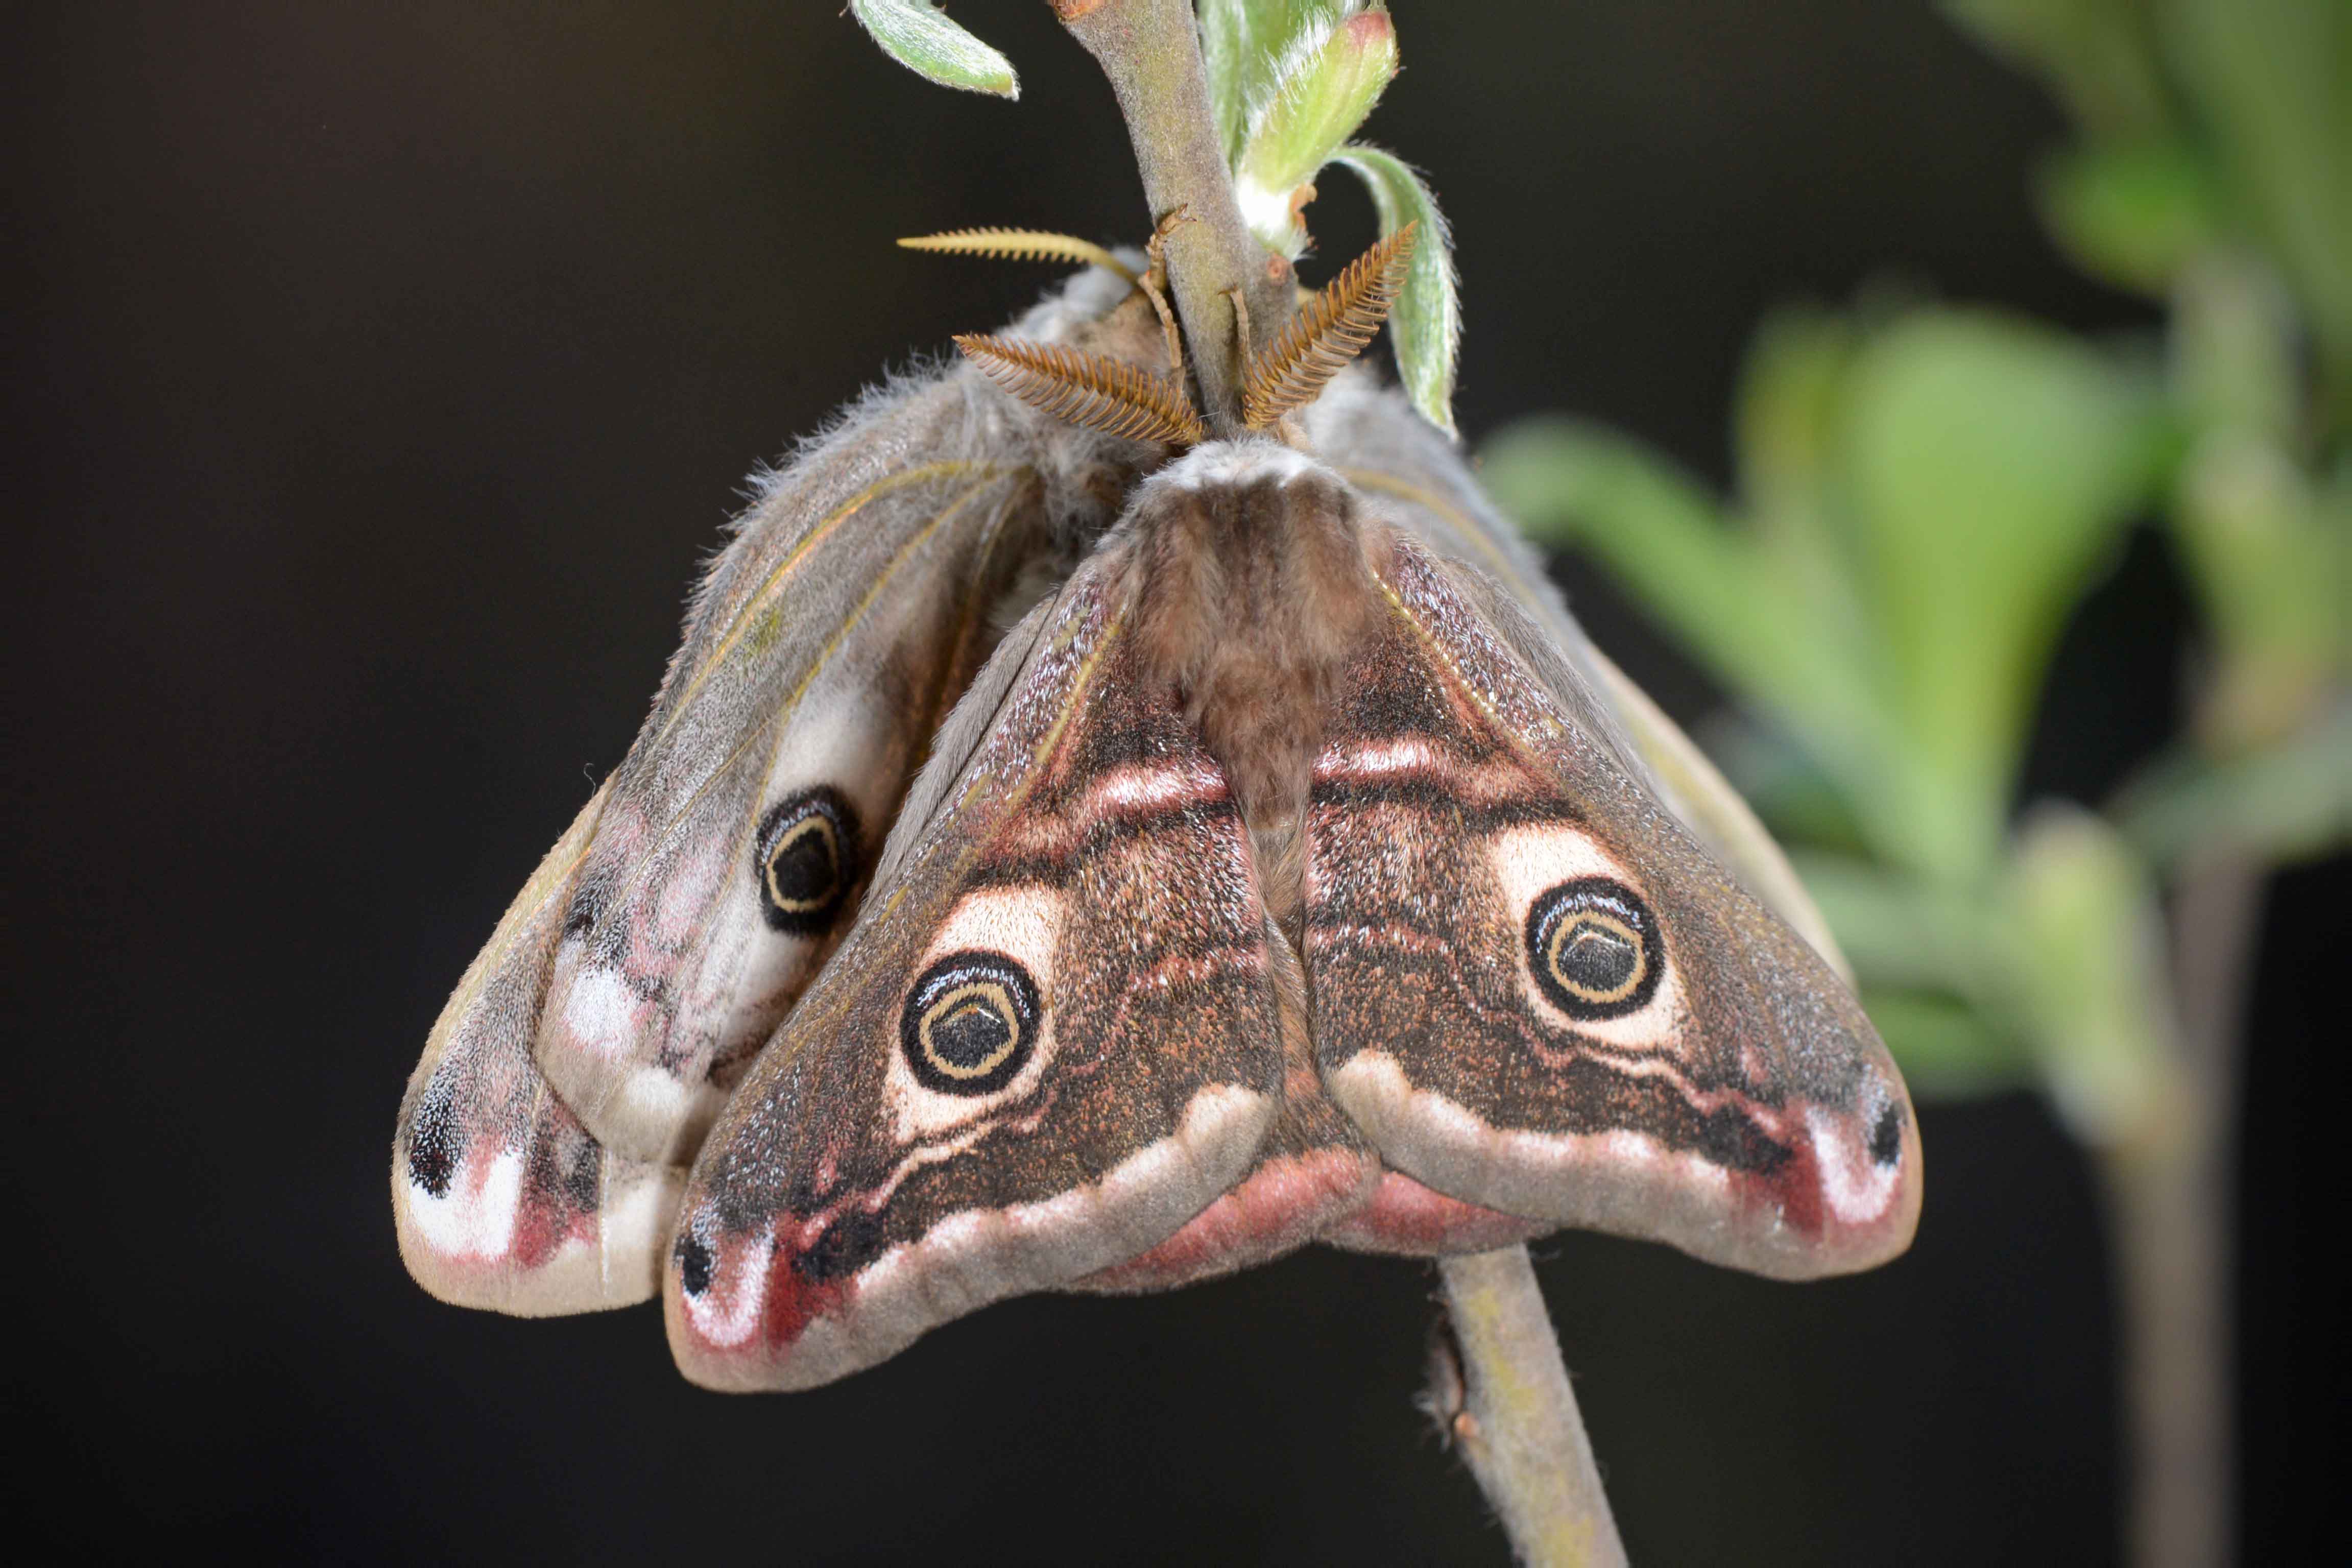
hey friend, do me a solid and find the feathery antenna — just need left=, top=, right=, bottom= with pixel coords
left=898, top=229, right=1141, bottom=285
left=1241, top=222, right=1417, bottom=429
left=954, top=334, right=1205, bottom=446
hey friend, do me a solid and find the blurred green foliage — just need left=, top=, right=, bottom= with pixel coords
left=1484, top=0, right=2348, bottom=1144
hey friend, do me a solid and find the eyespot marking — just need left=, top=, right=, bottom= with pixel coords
left=405, top=1079, right=457, bottom=1197
left=755, top=787, right=860, bottom=934
left=677, top=1233, right=714, bottom=1297
left=1869, top=1102, right=1905, bottom=1169
left=901, top=950, right=1042, bottom=1097
left=1525, top=877, right=1663, bottom=1021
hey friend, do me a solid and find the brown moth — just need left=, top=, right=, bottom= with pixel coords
left=395, top=229, right=1920, bottom=1377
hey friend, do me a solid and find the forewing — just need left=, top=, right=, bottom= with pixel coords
left=1305, top=531, right=1921, bottom=1279
left=1310, top=371, right=1844, bottom=966
left=665, top=553, right=1285, bottom=1391
left=393, top=786, right=681, bottom=1313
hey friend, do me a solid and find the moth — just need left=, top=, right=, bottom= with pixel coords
left=394, top=223, right=1920, bottom=1386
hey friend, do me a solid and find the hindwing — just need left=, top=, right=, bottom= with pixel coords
left=1304, top=530, right=1921, bottom=1278
left=665, top=551, right=1289, bottom=1391
left=393, top=786, right=680, bottom=1311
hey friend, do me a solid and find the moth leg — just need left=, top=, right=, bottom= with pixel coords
left=1142, top=205, right=1192, bottom=377
left=1225, top=284, right=1254, bottom=372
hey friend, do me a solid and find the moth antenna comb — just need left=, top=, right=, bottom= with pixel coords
left=954, top=333, right=1206, bottom=447
left=1241, top=222, right=1418, bottom=429
left=898, top=228, right=1141, bottom=286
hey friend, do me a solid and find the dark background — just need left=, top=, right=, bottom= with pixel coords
left=9, top=2, right=2335, bottom=1561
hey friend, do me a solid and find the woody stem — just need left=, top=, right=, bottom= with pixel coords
left=1052, top=0, right=1293, bottom=435
left=1437, top=1246, right=1629, bottom=1567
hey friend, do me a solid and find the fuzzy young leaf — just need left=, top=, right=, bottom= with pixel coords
left=1330, top=146, right=1459, bottom=435
left=849, top=0, right=1018, bottom=100
left=1198, top=1, right=1349, bottom=162
left=1232, top=7, right=1397, bottom=258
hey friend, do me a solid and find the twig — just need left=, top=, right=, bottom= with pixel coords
left=1435, top=1246, right=1629, bottom=1567
left=2105, top=847, right=2260, bottom=1568
left=1051, top=0, right=1293, bottom=433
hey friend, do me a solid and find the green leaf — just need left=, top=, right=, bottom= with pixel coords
left=848, top=0, right=1018, bottom=100
left=1837, top=310, right=2165, bottom=880
left=1703, top=715, right=1872, bottom=859
left=2000, top=802, right=2177, bottom=1147
left=1790, top=852, right=1994, bottom=995
left=2173, top=431, right=2343, bottom=750
left=1734, top=309, right=1857, bottom=524
left=1329, top=144, right=1457, bottom=433
left=2035, top=139, right=2219, bottom=296
left=1781, top=852, right=2032, bottom=1096
left=1479, top=418, right=1889, bottom=813
left=2116, top=699, right=2352, bottom=867
left=2170, top=249, right=2301, bottom=441
left=2162, top=0, right=2352, bottom=428
left=1939, top=0, right=2171, bottom=140
left=1198, top=2, right=1349, bottom=162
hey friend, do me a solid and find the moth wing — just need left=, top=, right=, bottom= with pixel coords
left=393, top=785, right=681, bottom=1313
left=1070, top=918, right=1383, bottom=1293
left=1304, top=529, right=1921, bottom=1279
left=1307, top=376, right=1854, bottom=1255
left=1311, top=371, right=1843, bottom=965
left=665, top=550, right=1286, bottom=1391
left=532, top=273, right=1166, bottom=1168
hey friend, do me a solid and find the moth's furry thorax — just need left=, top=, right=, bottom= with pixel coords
left=1120, top=440, right=1383, bottom=924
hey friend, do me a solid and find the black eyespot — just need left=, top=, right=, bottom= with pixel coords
left=676, top=1234, right=713, bottom=1297
left=900, top=950, right=1042, bottom=1097
left=1524, top=876, right=1664, bottom=1021
left=405, top=1077, right=456, bottom=1197
left=1869, top=1102, right=1906, bottom=1169
left=755, top=787, right=860, bottom=935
